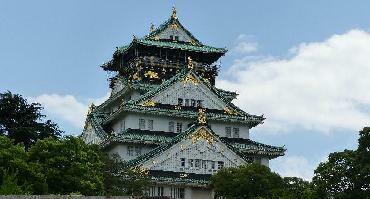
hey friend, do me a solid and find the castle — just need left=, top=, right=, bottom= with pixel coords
left=81, top=7, right=285, bottom=199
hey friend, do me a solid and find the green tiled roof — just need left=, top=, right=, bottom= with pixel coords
left=221, top=137, right=286, bottom=158
left=101, top=128, right=177, bottom=148
left=150, top=170, right=211, bottom=186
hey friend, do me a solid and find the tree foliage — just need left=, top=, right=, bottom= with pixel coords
left=210, top=163, right=284, bottom=199
left=312, top=127, right=370, bottom=198
left=0, top=91, right=61, bottom=149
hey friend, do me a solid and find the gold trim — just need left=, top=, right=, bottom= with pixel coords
left=142, top=100, right=156, bottom=107
left=183, top=74, right=199, bottom=85
left=187, top=56, right=194, bottom=69
left=144, top=70, right=159, bottom=79
left=190, top=128, right=214, bottom=144
left=224, top=107, right=238, bottom=115
left=198, top=108, right=207, bottom=124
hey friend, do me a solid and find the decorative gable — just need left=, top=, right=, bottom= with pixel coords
left=156, top=23, right=193, bottom=43
left=150, top=73, right=228, bottom=110
left=140, top=126, right=246, bottom=175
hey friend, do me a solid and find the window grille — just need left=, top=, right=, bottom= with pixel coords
left=233, top=127, right=240, bottom=138
left=127, top=146, right=134, bottom=156
left=169, top=121, right=175, bottom=132
left=176, top=122, right=182, bottom=133
left=225, top=127, right=231, bottom=138
left=139, top=118, right=145, bottom=129
left=148, top=119, right=153, bottom=130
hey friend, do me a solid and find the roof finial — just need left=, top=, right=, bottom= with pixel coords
left=87, top=103, right=95, bottom=114
left=171, top=6, right=177, bottom=19
left=150, top=23, right=155, bottom=32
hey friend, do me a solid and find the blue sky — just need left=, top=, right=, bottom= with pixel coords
left=2, top=0, right=370, bottom=180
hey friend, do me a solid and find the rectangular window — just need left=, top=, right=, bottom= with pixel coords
left=233, top=127, right=240, bottom=138
left=157, top=187, right=164, bottom=196
left=170, top=35, right=174, bottom=40
left=176, top=122, right=182, bottom=133
left=225, top=127, right=231, bottom=138
left=191, top=99, right=196, bottom=107
left=174, top=36, right=179, bottom=41
left=127, top=146, right=134, bottom=156
left=202, top=160, right=208, bottom=169
left=195, top=159, right=200, bottom=168
left=197, top=100, right=203, bottom=107
left=177, top=98, right=183, bottom=106
left=218, top=161, right=224, bottom=170
left=169, top=121, right=175, bottom=132
left=185, top=99, right=189, bottom=106
left=171, top=187, right=185, bottom=199
left=180, top=158, right=185, bottom=167
left=120, top=120, right=125, bottom=132
left=135, top=146, right=142, bottom=156
left=139, top=118, right=145, bottom=130
left=211, top=161, right=215, bottom=169
left=148, top=119, right=153, bottom=130
left=188, top=159, right=194, bottom=168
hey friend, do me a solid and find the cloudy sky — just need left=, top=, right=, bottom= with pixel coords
left=1, top=0, right=370, bottom=180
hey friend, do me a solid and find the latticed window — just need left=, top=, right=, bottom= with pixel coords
left=127, top=146, right=134, bottom=156
left=218, top=161, right=224, bottom=169
left=171, top=187, right=185, bottom=199
left=195, top=159, right=200, bottom=168
left=188, top=159, right=194, bottom=168
left=157, top=187, right=164, bottom=196
left=180, top=158, right=185, bottom=167
left=176, top=122, right=182, bottom=133
left=139, top=118, right=145, bottom=129
left=191, top=99, right=196, bottom=107
left=177, top=98, right=183, bottom=106
left=135, top=146, right=142, bottom=156
left=148, top=119, right=153, bottom=130
left=169, top=121, right=175, bottom=132
left=211, top=161, right=215, bottom=169
left=185, top=99, right=189, bottom=106
left=233, top=127, right=240, bottom=138
left=225, top=127, right=231, bottom=138
left=197, top=100, right=203, bottom=107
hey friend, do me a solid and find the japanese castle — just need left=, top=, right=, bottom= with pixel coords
left=81, top=7, right=285, bottom=199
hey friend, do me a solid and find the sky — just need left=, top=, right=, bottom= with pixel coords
left=1, top=0, right=370, bottom=180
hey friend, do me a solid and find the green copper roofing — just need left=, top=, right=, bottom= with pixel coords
left=101, top=128, right=176, bottom=148
left=150, top=170, right=210, bottom=186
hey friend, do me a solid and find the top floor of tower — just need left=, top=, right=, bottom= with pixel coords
left=101, top=7, right=227, bottom=86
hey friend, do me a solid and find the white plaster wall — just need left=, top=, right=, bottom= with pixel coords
left=108, top=144, right=155, bottom=161
left=261, top=157, right=269, bottom=167
left=208, top=121, right=249, bottom=139
left=152, top=81, right=227, bottom=110
left=111, top=113, right=250, bottom=139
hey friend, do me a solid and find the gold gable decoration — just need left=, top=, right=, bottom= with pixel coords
left=183, top=74, right=199, bottom=85
left=190, top=128, right=214, bottom=144
left=142, top=100, right=156, bottom=107
left=224, top=107, right=238, bottom=115
left=144, top=70, right=159, bottom=79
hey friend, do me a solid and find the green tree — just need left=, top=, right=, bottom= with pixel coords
left=0, top=91, right=61, bottom=149
left=210, top=163, right=284, bottom=199
left=28, top=136, right=105, bottom=195
left=312, top=127, right=370, bottom=199
left=0, top=135, right=46, bottom=194
left=102, top=154, right=150, bottom=196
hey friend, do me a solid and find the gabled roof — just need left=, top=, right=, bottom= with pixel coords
left=104, top=68, right=264, bottom=126
left=128, top=124, right=252, bottom=166
left=145, top=7, right=202, bottom=45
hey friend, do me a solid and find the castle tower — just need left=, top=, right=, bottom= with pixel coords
left=81, top=8, right=285, bottom=199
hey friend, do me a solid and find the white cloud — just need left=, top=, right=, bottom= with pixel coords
left=233, top=34, right=258, bottom=54
left=271, top=156, right=315, bottom=181
left=218, top=29, right=370, bottom=134
left=30, top=92, right=109, bottom=129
